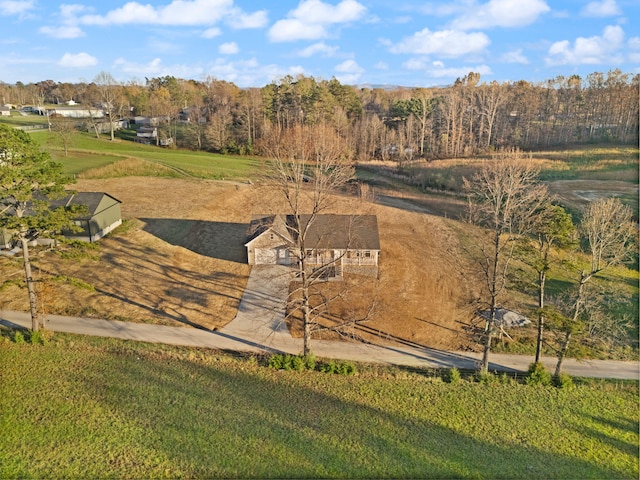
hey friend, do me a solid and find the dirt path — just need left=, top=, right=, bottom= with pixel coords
left=546, top=179, right=639, bottom=212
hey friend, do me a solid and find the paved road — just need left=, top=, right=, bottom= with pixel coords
left=1, top=265, right=638, bottom=380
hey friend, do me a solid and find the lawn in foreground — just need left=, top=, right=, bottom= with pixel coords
left=1, top=333, right=637, bottom=479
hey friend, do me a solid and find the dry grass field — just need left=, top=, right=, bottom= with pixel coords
left=0, top=176, right=478, bottom=351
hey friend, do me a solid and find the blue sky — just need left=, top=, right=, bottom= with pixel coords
left=1, top=0, right=639, bottom=87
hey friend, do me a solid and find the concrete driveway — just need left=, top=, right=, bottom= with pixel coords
left=220, top=265, right=300, bottom=351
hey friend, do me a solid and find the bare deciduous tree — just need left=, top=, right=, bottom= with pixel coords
left=94, top=71, right=123, bottom=141
left=259, top=123, right=377, bottom=356
left=49, top=116, right=77, bottom=157
left=553, top=197, right=636, bottom=375
left=464, top=153, right=549, bottom=372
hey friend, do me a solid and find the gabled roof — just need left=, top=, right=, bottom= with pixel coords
left=48, top=192, right=122, bottom=219
left=292, top=214, right=380, bottom=250
left=246, top=214, right=380, bottom=251
left=245, top=215, right=289, bottom=244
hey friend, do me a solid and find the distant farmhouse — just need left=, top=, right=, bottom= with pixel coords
left=0, top=192, right=122, bottom=250
left=35, top=105, right=105, bottom=119
left=245, top=214, right=380, bottom=278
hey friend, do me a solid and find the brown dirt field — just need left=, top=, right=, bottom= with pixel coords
left=0, top=177, right=477, bottom=350
left=546, top=179, right=639, bottom=213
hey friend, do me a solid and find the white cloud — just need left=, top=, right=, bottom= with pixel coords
left=546, top=25, right=625, bottom=65
left=374, top=61, right=388, bottom=70
left=202, top=27, right=222, bottom=38
left=219, top=42, right=239, bottom=54
left=226, top=9, right=268, bottom=28
left=78, top=0, right=263, bottom=28
left=500, top=49, right=529, bottom=64
left=581, top=0, right=621, bottom=17
left=0, top=0, right=35, bottom=16
left=629, top=37, right=640, bottom=63
left=268, top=0, right=367, bottom=42
left=404, top=59, right=492, bottom=80
left=451, top=0, right=550, bottom=30
left=334, top=59, right=367, bottom=84
left=389, top=28, right=490, bottom=57
left=39, top=25, right=85, bottom=39
left=39, top=4, right=91, bottom=38
left=206, top=57, right=306, bottom=87
left=58, top=52, right=98, bottom=68
left=291, top=0, right=366, bottom=23
left=269, top=20, right=326, bottom=42
left=113, top=57, right=204, bottom=79
left=335, top=59, right=363, bottom=74
left=296, top=42, right=339, bottom=57
left=81, top=0, right=230, bottom=25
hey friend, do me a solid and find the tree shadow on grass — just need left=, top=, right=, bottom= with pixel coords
left=140, top=218, right=248, bottom=263
left=65, top=347, right=637, bottom=479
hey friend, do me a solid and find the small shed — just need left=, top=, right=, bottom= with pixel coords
left=53, top=192, right=123, bottom=242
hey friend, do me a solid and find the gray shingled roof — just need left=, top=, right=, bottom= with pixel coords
left=246, top=214, right=379, bottom=250
left=48, top=192, right=121, bottom=219
left=290, top=215, right=380, bottom=250
left=247, top=215, right=380, bottom=250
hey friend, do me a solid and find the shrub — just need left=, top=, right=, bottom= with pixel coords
left=445, top=367, right=461, bottom=384
left=268, top=354, right=310, bottom=372
left=525, top=362, right=552, bottom=386
left=320, top=360, right=337, bottom=374
left=291, top=355, right=306, bottom=372
left=320, top=360, right=356, bottom=375
left=476, top=371, right=497, bottom=385
left=29, top=330, right=45, bottom=345
left=13, top=330, right=25, bottom=344
left=336, top=361, right=356, bottom=375
left=303, top=354, right=316, bottom=371
left=553, top=373, right=573, bottom=389
left=268, top=353, right=285, bottom=370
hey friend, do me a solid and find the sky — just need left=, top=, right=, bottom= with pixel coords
left=1, top=0, right=639, bottom=88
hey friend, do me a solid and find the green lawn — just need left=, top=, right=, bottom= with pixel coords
left=26, top=130, right=261, bottom=180
left=1, top=333, right=638, bottom=479
left=0, top=111, right=50, bottom=126
left=534, top=146, right=639, bottom=182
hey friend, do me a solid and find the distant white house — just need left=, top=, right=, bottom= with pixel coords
left=36, top=105, right=105, bottom=119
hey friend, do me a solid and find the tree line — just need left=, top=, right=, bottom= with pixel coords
left=1, top=69, right=638, bottom=159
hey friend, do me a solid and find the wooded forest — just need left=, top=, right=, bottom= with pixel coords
left=1, top=69, right=638, bottom=160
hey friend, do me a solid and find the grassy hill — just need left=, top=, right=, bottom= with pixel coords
left=26, top=130, right=261, bottom=180
left=1, top=333, right=637, bottom=479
